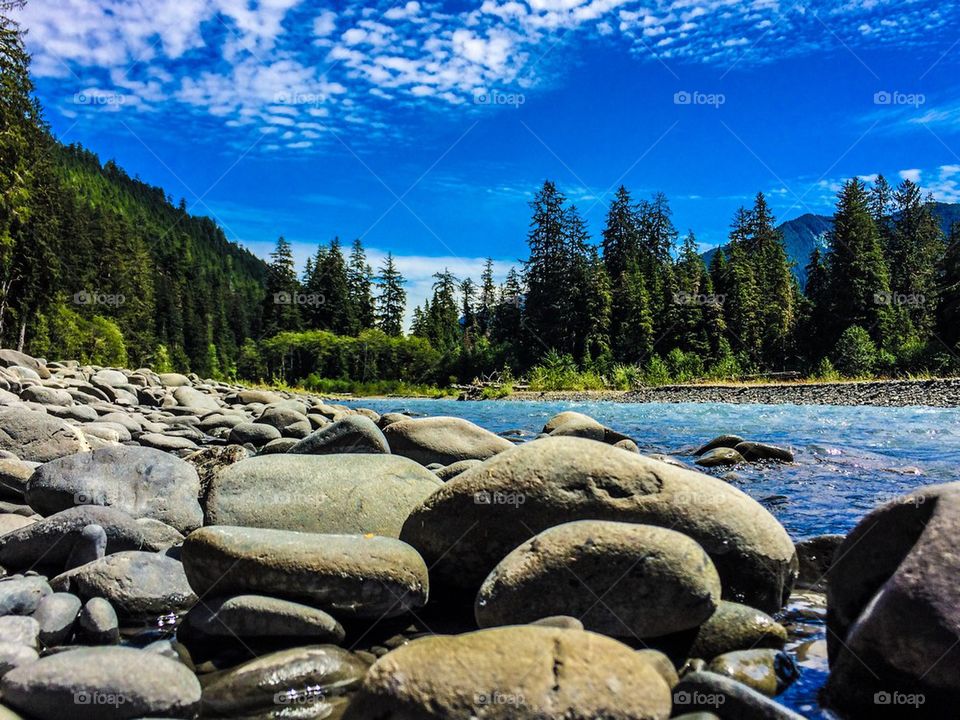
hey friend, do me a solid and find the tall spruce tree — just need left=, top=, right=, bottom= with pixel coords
left=374, top=252, right=406, bottom=336
left=936, top=223, right=960, bottom=351
left=478, top=258, right=496, bottom=336
left=427, top=269, right=460, bottom=352
left=262, top=236, right=301, bottom=336
left=824, top=178, right=893, bottom=347
left=347, top=238, right=374, bottom=334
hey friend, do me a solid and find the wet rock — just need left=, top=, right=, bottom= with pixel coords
left=26, top=445, right=203, bottom=534
left=734, top=441, right=794, bottom=463
left=33, top=592, right=81, bottom=647
left=206, top=454, right=441, bottom=537
left=672, top=671, right=806, bottom=719
left=706, top=649, right=799, bottom=696
left=201, top=645, right=368, bottom=717
left=343, top=626, right=672, bottom=720
left=795, top=534, right=843, bottom=591
left=687, top=601, right=787, bottom=659
left=695, top=447, right=745, bottom=467
left=1, top=646, right=201, bottom=719
left=401, top=437, right=796, bottom=613
left=51, top=551, right=197, bottom=622
left=76, top=597, right=119, bottom=645
left=184, top=594, right=344, bottom=643
left=636, top=648, right=679, bottom=689
left=382, top=416, right=514, bottom=465
left=289, top=415, right=389, bottom=455
left=0, top=407, right=89, bottom=463
left=476, top=521, right=721, bottom=639
left=182, top=526, right=428, bottom=620
left=694, top=435, right=745, bottom=456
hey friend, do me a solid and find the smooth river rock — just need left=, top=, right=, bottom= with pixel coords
left=184, top=594, right=344, bottom=643
left=825, top=482, right=960, bottom=716
left=1, top=646, right=201, bottom=719
left=0, top=407, right=89, bottom=463
left=205, top=454, right=442, bottom=537
left=289, top=415, right=390, bottom=455
left=476, top=520, right=721, bottom=639
left=26, top=445, right=203, bottom=534
left=343, top=626, right=673, bottom=720
left=51, top=551, right=197, bottom=622
left=401, top=437, right=797, bottom=613
left=381, top=416, right=514, bottom=466
left=181, top=526, right=429, bottom=619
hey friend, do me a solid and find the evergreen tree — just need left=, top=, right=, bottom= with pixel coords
left=374, top=252, right=406, bottom=336
left=673, top=232, right=711, bottom=355
left=309, top=237, right=352, bottom=333
left=936, top=223, right=960, bottom=351
left=262, top=236, right=301, bottom=337
left=888, top=180, right=944, bottom=335
left=748, top=193, right=796, bottom=365
left=823, top=178, right=893, bottom=347
left=347, top=238, right=374, bottom=333
left=478, top=258, right=497, bottom=336
left=460, top=276, right=478, bottom=344
left=491, top=267, right=523, bottom=352
left=427, top=269, right=460, bottom=352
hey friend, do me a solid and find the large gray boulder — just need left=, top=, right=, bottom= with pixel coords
left=381, top=416, right=514, bottom=465
left=825, top=483, right=960, bottom=716
left=476, top=521, right=721, bottom=639
left=181, top=526, right=428, bottom=619
left=0, top=407, right=89, bottom=463
left=289, top=415, right=389, bottom=455
left=2, top=646, right=201, bottom=719
left=401, top=437, right=796, bottom=613
left=26, top=446, right=203, bottom=534
left=51, top=551, right=197, bottom=621
left=0, top=349, right=49, bottom=379
left=343, top=626, right=672, bottom=720
left=206, top=454, right=441, bottom=537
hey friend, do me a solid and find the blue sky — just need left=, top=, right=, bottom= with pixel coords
left=14, top=0, right=960, bottom=312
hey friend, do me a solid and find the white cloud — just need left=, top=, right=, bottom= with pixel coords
left=899, top=168, right=922, bottom=183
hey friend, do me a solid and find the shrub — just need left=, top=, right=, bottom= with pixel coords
left=666, top=348, right=704, bottom=383
left=832, top=325, right=877, bottom=377
left=642, top=355, right=672, bottom=386
left=812, top=357, right=840, bottom=381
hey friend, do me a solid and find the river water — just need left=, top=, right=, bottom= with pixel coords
left=344, top=398, right=960, bottom=718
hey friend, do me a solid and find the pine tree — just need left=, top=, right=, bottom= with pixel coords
left=748, top=193, right=795, bottom=365
left=888, top=180, right=944, bottom=336
left=673, top=232, right=710, bottom=355
left=602, top=186, right=641, bottom=281
left=347, top=238, right=374, bottom=333
left=460, top=277, right=478, bottom=345
left=936, top=223, right=960, bottom=351
left=824, top=178, right=893, bottom=347
left=374, top=252, right=406, bottom=336
left=262, top=236, right=301, bottom=336
left=311, top=237, right=352, bottom=333
left=478, top=258, right=496, bottom=336
left=722, top=209, right=762, bottom=364
left=869, top=174, right=894, bottom=245
left=491, top=268, right=523, bottom=351
left=427, top=269, right=460, bottom=352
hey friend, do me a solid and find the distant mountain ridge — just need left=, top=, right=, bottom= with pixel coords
left=703, top=202, right=960, bottom=287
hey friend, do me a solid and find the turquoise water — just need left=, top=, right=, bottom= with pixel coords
left=345, top=399, right=960, bottom=718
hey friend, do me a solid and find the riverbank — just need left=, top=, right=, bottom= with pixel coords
left=499, top=377, right=960, bottom=407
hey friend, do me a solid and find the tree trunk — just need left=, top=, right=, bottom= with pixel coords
left=17, top=315, right=26, bottom=352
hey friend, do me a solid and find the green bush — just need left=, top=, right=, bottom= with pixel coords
left=609, top=363, right=642, bottom=390
left=642, top=355, right=672, bottom=386
left=832, top=325, right=877, bottom=377
left=812, top=357, right=840, bottom=381
left=666, top=348, right=704, bottom=383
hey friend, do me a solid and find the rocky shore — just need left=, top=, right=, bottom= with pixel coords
left=505, top=377, right=960, bottom=407
left=0, top=347, right=954, bottom=719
